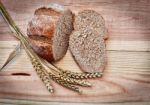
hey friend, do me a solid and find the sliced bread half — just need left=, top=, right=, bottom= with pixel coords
left=27, top=4, right=73, bottom=62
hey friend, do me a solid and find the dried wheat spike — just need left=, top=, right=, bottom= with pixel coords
left=31, top=58, right=54, bottom=93
left=61, top=70, right=103, bottom=79
left=59, top=73, right=91, bottom=87
left=48, top=73, right=82, bottom=93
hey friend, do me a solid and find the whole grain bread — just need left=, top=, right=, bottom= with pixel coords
left=74, top=10, right=107, bottom=39
left=69, top=10, right=107, bottom=72
left=27, top=4, right=73, bottom=62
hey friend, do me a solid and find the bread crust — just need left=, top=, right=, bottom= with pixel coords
left=35, top=7, right=61, bottom=16
left=29, top=38, right=54, bottom=61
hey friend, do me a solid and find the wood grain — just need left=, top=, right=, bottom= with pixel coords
left=0, top=0, right=150, bottom=41
left=0, top=0, right=150, bottom=104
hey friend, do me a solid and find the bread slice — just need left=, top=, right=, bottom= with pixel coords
left=27, top=4, right=73, bottom=62
left=69, top=28, right=106, bottom=72
left=69, top=10, right=107, bottom=72
left=74, top=10, right=107, bottom=39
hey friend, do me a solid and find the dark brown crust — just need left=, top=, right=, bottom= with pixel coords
left=29, top=35, right=51, bottom=44
left=29, top=38, right=54, bottom=61
left=35, top=7, right=61, bottom=16
left=27, top=15, right=57, bottom=39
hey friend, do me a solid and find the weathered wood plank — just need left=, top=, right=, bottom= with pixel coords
left=0, top=47, right=150, bottom=74
left=0, top=46, right=150, bottom=102
left=0, top=0, right=150, bottom=41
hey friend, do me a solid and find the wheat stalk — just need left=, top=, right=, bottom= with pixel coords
left=61, top=70, right=103, bottom=79
left=43, top=58, right=103, bottom=79
left=30, top=56, right=54, bottom=92
left=48, top=73, right=82, bottom=93
left=41, top=58, right=92, bottom=86
left=58, top=73, right=91, bottom=87
left=27, top=44, right=82, bottom=93
left=51, top=64, right=103, bottom=79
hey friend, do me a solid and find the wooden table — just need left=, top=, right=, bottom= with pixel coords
left=0, top=0, right=150, bottom=105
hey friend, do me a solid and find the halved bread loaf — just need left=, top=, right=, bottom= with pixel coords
left=69, top=10, right=107, bottom=72
left=27, top=5, right=73, bottom=62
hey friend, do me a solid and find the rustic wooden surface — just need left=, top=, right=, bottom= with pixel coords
left=0, top=0, right=150, bottom=104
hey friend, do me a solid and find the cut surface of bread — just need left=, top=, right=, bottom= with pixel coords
left=27, top=5, right=73, bottom=62
left=69, top=28, right=106, bottom=72
left=52, top=10, right=73, bottom=60
left=69, top=10, right=107, bottom=72
left=74, top=10, right=107, bottom=38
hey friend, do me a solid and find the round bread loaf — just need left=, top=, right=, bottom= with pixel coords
left=27, top=5, right=73, bottom=62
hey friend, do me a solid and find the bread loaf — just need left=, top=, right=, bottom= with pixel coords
left=69, top=10, right=107, bottom=72
left=27, top=4, right=73, bottom=62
